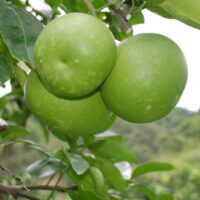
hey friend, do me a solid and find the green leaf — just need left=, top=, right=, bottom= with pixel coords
left=129, top=11, right=145, bottom=25
left=51, top=127, right=69, bottom=142
left=0, top=125, right=30, bottom=138
left=67, top=152, right=90, bottom=175
left=67, top=168, right=96, bottom=193
left=89, top=167, right=109, bottom=200
left=145, top=0, right=166, bottom=7
left=90, top=0, right=106, bottom=9
left=0, top=53, right=11, bottom=86
left=132, top=162, right=175, bottom=178
left=96, top=134, right=124, bottom=143
left=157, top=193, right=174, bottom=200
left=91, top=139, right=138, bottom=163
left=26, top=158, right=66, bottom=178
left=69, top=190, right=101, bottom=200
left=93, top=157, right=126, bottom=191
left=62, top=0, right=88, bottom=12
left=0, top=1, right=43, bottom=65
left=15, top=139, right=53, bottom=157
left=45, top=0, right=63, bottom=11
left=147, top=0, right=200, bottom=29
left=133, top=184, right=157, bottom=200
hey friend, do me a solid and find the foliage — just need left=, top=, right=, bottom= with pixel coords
left=112, top=108, right=200, bottom=200
left=0, top=0, right=199, bottom=199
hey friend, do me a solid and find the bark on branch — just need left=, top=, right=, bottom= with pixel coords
left=0, top=183, right=78, bottom=200
left=105, top=0, right=132, bottom=33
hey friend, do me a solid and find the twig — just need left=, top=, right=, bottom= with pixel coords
left=0, top=165, right=28, bottom=191
left=46, top=173, right=56, bottom=186
left=16, top=192, right=40, bottom=200
left=0, top=183, right=78, bottom=199
left=46, top=173, right=64, bottom=200
left=105, top=0, right=132, bottom=33
left=82, top=0, right=97, bottom=17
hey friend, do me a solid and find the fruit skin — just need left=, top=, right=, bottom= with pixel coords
left=34, top=13, right=117, bottom=98
left=95, top=113, right=116, bottom=134
left=101, top=33, right=188, bottom=123
left=24, top=71, right=112, bottom=137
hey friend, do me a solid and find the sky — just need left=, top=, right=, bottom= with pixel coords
left=0, top=6, right=199, bottom=112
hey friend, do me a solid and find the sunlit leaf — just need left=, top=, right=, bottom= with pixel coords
left=132, top=162, right=175, bottom=178
left=67, top=152, right=90, bottom=175
left=0, top=1, right=43, bottom=65
left=26, top=158, right=66, bottom=178
left=15, top=139, right=53, bottom=157
left=147, top=0, right=200, bottom=29
left=93, top=157, right=126, bottom=191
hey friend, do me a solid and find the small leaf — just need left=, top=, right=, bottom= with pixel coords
left=132, top=162, right=175, bottom=178
left=26, top=158, right=66, bottom=178
left=129, top=11, right=145, bottom=25
left=104, top=12, right=133, bottom=41
left=16, top=139, right=53, bottom=157
left=69, top=190, right=101, bottom=200
left=0, top=1, right=43, bottom=65
left=0, top=125, right=30, bottom=138
left=62, top=0, right=88, bottom=12
left=93, top=157, right=126, bottom=191
left=45, top=0, right=63, bottom=11
left=67, top=168, right=96, bottom=193
left=91, top=139, right=138, bottom=163
left=51, top=127, right=69, bottom=142
left=0, top=53, right=11, bottom=86
left=145, top=0, right=166, bottom=7
left=89, top=167, right=109, bottom=200
left=133, top=184, right=157, bottom=200
left=67, top=152, right=90, bottom=175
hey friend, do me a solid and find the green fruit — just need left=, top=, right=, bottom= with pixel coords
left=95, top=113, right=116, bottom=134
left=24, top=71, right=112, bottom=137
left=34, top=13, right=117, bottom=98
left=101, top=33, right=188, bottom=123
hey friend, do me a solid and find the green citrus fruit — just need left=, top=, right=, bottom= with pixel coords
left=101, top=33, right=188, bottom=123
left=34, top=13, right=117, bottom=98
left=95, top=113, right=116, bottom=133
left=24, top=71, right=112, bottom=137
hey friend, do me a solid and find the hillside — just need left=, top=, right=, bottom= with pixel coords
left=111, top=107, right=200, bottom=200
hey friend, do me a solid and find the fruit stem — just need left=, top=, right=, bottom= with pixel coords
left=82, top=0, right=98, bottom=17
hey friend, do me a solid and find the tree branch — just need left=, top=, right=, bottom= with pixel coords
left=82, top=0, right=97, bottom=17
left=0, top=183, right=78, bottom=199
left=0, top=165, right=28, bottom=191
left=105, top=0, right=132, bottom=33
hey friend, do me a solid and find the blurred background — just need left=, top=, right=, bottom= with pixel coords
left=0, top=0, right=200, bottom=199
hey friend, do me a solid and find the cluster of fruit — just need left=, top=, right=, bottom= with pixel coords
left=25, top=13, right=188, bottom=137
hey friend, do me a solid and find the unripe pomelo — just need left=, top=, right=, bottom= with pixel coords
left=101, top=33, right=188, bottom=123
left=34, top=13, right=117, bottom=98
left=24, top=72, right=112, bottom=137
